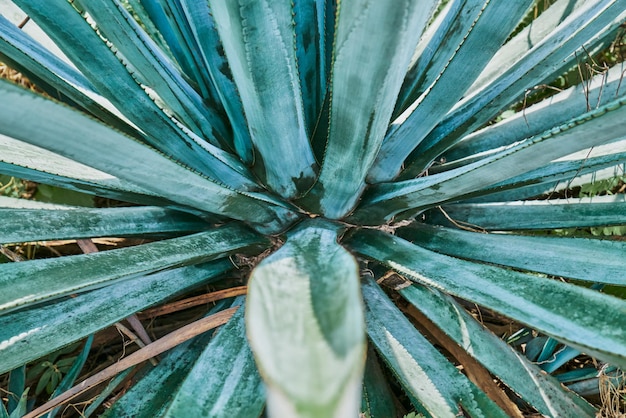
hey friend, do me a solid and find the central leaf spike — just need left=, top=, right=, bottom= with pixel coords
left=246, top=219, right=366, bottom=418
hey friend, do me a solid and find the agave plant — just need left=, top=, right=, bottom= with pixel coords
left=1, top=0, right=626, bottom=416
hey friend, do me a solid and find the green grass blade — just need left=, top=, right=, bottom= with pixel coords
left=430, top=194, right=626, bottom=230
left=7, top=389, right=27, bottom=418
left=7, top=367, right=24, bottom=415
left=163, top=304, right=265, bottom=418
left=401, top=224, right=626, bottom=285
left=369, top=0, right=533, bottom=182
left=397, top=284, right=596, bottom=417
left=0, top=224, right=267, bottom=313
left=0, top=205, right=208, bottom=244
left=0, top=82, right=298, bottom=233
left=299, top=0, right=436, bottom=218
left=82, top=368, right=133, bottom=418
left=0, top=260, right=231, bottom=374
left=349, top=230, right=626, bottom=370
left=246, top=220, right=365, bottom=417
left=44, top=335, right=94, bottom=418
left=352, top=95, right=626, bottom=224
left=209, top=0, right=317, bottom=199
left=401, top=0, right=626, bottom=177
left=361, top=276, right=508, bottom=418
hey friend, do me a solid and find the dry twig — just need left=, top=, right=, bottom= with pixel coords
left=23, top=307, right=238, bottom=418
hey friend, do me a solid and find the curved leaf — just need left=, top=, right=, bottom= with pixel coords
left=352, top=95, right=626, bottom=224
left=0, top=133, right=160, bottom=201
left=209, top=0, right=317, bottom=198
left=0, top=205, right=208, bottom=244
left=293, top=0, right=327, bottom=139
left=397, top=283, right=596, bottom=417
left=178, top=0, right=254, bottom=163
left=0, top=81, right=299, bottom=233
left=307, top=0, right=336, bottom=160
left=443, top=62, right=626, bottom=163
left=80, top=0, right=229, bottom=146
left=462, top=160, right=626, bottom=204
left=7, top=389, right=27, bottom=418
left=349, top=229, right=626, bottom=370
left=468, top=0, right=590, bottom=93
left=400, top=0, right=626, bottom=177
left=82, top=368, right=134, bottom=418
left=362, top=276, right=508, bottom=418
left=431, top=194, right=626, bottom=230
left=433, top=141, right=626, bottom=202
left=401, top=223, right=626, bottom=285
left=369, top=0, right=533, bottom=182
left=0, top=196, right=76, bottom=210
left=138, top=0, right=218, bottom=101
left=163, top=303, right=265, bottom=418
left=0, top=260, right=231, bottom=374
left=7, top=366, right=24, bottom=415
left=102, top=301, right=230, bottom=418
left=0, top=15, right=137, bottom=136
left=114, top=0, right=173, bottom=61
left=0, top=160, right=167, bottom=208
left=246, top=220, right=365, bottom=417
left=394, top=0, right=466, bottom=116
left=44, top=335, right=94, bottom=418
left=0, top=224, right=267, bottom=313
left=0, top=14, right=89, bottom=94
left=12, top=0, right=255, bottom=189
left=360, top=345, right=398, bottom=418
left=299, top=0, right=436, bottom=217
